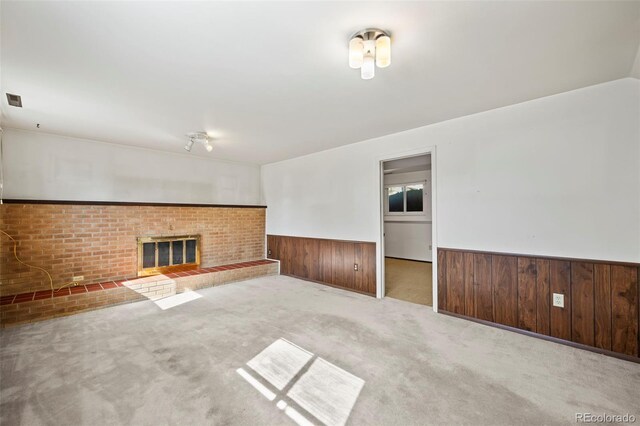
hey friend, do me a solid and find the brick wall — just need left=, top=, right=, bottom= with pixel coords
left=0, top=203, right=266, bottom=295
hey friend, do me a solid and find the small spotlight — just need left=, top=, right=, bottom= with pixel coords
left=185, top=132, right=214, bottom=153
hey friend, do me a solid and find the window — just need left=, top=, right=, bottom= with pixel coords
left=387, top=186, right=404, bottom=212
left=406, top=184, right=423, bottom=212
left=385, top=183, right=425, bottom=214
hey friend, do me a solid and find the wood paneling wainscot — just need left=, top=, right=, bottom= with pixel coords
left=438, top=248, right=640, bottom=361
left=267, top=235, right=376, bottom=295
left=473, top=254, right=493, bottom=322
left=549, top=260, right=571, bottom=341
left=517, top=257, right=537, bottom=332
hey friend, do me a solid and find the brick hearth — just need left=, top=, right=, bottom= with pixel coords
left=0, top=259, right=278, bottom=327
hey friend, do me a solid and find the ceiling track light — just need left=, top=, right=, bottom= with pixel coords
left=348, top=28, right=391, bottom=80
left=185, top=132, right=213, bottom=153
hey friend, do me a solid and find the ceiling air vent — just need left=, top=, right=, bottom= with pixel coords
left=6, top=93, right=22, bottom=107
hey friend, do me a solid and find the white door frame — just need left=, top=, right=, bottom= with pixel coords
left=375, top=146, right=438, bottom=313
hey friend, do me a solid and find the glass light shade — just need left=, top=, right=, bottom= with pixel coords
left=361, top=54, right=375, bottom=80
left=375, top=35, right=391, bottom=68
left=206, top=143, right=213, bottom=152
left=348, top=37, right=364, bottom=69
left=363, top=39, right=376, bottom=57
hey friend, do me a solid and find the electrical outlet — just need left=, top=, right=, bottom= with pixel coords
left=268, top=249, right=272, bottom=256
left=552, top=293, right=564, bottom=308
left=354, top=263, right=359, bottom=271
left=72, top=275, right=84, bottom=282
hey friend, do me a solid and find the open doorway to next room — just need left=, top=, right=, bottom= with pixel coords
left=382, top=154, right=432, bottom=306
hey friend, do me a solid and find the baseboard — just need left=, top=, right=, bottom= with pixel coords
left=439, top=310, right=640, bottom=364
left=281, top=274, right=375, bottom=297
left=385, top=256, right=432, bottom=264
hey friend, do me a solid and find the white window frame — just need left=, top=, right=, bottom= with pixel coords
left=384, top=181, right=426, bottom=216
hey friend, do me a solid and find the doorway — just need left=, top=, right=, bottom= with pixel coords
left=381, top=154, right=433, bottom=306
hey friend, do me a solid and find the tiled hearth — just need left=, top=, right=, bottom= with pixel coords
left=0, top=259, right=278, bottom=327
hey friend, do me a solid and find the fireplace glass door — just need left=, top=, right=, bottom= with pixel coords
left=137, top=235, right=200, bottom=276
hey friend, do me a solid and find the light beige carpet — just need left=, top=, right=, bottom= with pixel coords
left=2, top=275, right=639, bottom=425
left=385, top=257, right=432, bottom=306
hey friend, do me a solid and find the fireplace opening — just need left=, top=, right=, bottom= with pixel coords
left=137, top=235, right=200, bottom=277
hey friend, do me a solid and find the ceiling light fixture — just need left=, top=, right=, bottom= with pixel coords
left=185, top=132, right=213, bottom=153
left=348, top=28, right=391, bottom=80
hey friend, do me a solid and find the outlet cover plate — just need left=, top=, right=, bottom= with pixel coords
left=552, top=293, right=564, bottom=308
left=72, top=275, right=84, bottom=282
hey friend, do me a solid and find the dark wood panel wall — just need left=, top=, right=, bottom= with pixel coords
left=438, top=248, right=639, bottom=359
left=267, top=235, right=376, bottom=295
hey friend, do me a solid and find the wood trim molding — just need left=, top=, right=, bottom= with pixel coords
left=1, top=199, right=267, bottom=209
left=439, top=247, right=639, bottom=268
left=440, top=310, right=640, bottom=364
left=267, top=234, right=375, bottom=245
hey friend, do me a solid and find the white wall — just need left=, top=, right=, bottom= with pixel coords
left=384, top=170, right=432, bottom=261
left=262, top=78, right=640, bottom=265
left=1, top=129, right=262, bottom=204
left=384, top=222, right=432, bottom=262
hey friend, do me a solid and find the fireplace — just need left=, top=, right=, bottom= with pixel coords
left=137, top=235, right=201, bottom=277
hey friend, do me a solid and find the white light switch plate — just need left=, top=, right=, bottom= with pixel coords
left=552, top=293, right=564, bottom=308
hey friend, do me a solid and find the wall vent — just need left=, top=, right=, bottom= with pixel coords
left=6, top=93, right=22, bottom=107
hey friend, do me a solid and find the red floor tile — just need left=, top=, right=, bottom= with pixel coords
left=0, top=295, right=16, bottom=305
left=13, top=293, right=35, bottom=303
left=85, top=284, right=102, bottom=292
left=53, top=288, right=71, bottom=297
left=33, top=290, right=54, bottom=300
left=101, top=282, right=117, bottom=289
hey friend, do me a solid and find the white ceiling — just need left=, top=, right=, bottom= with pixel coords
left=2, top=1, right=639, bottom=164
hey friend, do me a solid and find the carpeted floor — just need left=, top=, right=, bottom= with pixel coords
left=1, top=275, right=639, bottom=425
left=385, top=257, right=432, bottom=306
